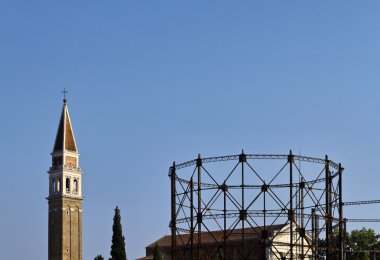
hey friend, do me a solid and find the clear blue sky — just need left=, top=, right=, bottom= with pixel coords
left=1, top=1, right=380, bottom=259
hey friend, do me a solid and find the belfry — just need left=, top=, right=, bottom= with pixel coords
left=47, top=96, right=83, bottom=260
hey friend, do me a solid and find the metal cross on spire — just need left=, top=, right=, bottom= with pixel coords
left=62, top=89, right=68, bottom=103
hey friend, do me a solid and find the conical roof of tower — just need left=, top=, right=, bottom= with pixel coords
left=53, top=101, right=78, bottom=153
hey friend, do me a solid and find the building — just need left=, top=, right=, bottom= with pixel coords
left=47, top=97, right=83, bottom=260
left=137, top=223, right=312, bottom=260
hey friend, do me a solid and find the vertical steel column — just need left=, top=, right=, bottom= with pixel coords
left=301, top=182, right=305, bottom=259
left=263, top=184, right=268, bottom=260
left=343, top=218, right=347, bottom=260
left=316, top=213, right=319, bottom=260
left=197, top=154, right=202, bottom=260
left=223, top=182, right=227, bottom=260
left=325, top=156, right=331, bottom=260
left=289, top=150, right=294, bottom=260
left=239, top=152, right=246, bottom=258
left=311, top=208, right=316, bottom=260
left=171, top=162, right=177, bottom=260
left=190, top=178, right=194, bottom=260
left=338, top=164, right=344, bottom=260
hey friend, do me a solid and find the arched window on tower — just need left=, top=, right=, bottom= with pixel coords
left=52, top=178, right=56, bottom=193
left=66, top=177, right=70, bottom=192
left=73, top=179, right=78, bottom=194
left=57, top=177, right=61, bottom=192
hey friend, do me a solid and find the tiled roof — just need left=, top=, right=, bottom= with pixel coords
left=147, top=224, right=286, bottom=249
left=136, top=255, right=153, bottom=260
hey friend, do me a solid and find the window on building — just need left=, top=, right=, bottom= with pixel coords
left=66, top=177, right=70, bottom=191
left=52, top=179, right=56, bottom=193
left=57, top=178, right=61, bottom=192
left=73, top=179, right=78, bottom=193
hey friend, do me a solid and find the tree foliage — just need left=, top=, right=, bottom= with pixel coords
left=94, top=255, right=104, bottom=260
left=318, top=227, right=380, bottom=260
left=153, top=243, right=163, bottom=260
left=346, top=228, right=380, bottom=260
left=110, top=206, right=127, bottom=260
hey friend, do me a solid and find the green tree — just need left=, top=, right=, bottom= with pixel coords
left=346, top=228, right=380, bottom=260
left=153, top=243, right=163, bottom=260
left=318, top=227, right=380, bottom=260
left=94, top=255, right=104, bottom=260
left=110, top=206, right=127, bottom=260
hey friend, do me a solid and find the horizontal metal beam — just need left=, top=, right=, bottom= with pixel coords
left=343, top=200, right=380, bottom=206
left=346, top=218, right=380, bottom=222
left=175, top=154, right=341, bottom=170
left=175, top=212, right=338, bottom=224
left=175, top=175, right=327, bottom=189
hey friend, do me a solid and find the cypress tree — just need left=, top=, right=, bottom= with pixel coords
left=94, top=255, right=104, bottom=260
left=110, top=206, right=127, bottom=260
left=153, top=243, right=163, bottom=260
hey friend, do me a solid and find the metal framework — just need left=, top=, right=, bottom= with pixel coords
left=169, top=151, right=345, bottom=260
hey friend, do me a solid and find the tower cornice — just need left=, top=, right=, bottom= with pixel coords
left=48, top=165, right=82, bottom=174
left=47, top=194, right=83, bottom=201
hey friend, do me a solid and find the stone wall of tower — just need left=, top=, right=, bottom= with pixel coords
left=62, top=198, right=82, bottom=260
left=49, top=197, right=82, bottom=260
left=49, top=198, right=63, bottom=260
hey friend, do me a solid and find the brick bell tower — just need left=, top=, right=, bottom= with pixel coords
left=48, top=94, right=82, bottom=260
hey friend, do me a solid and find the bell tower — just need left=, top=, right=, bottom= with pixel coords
left=48, top=95, right=82, bottom=260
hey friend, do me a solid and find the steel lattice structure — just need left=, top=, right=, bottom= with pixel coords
left=169, top=151, right=345, bottom=260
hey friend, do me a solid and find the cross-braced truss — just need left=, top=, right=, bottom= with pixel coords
left=169, top=151, right=345, bottom=260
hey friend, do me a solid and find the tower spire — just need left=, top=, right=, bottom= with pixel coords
left=53, top=97, right=78, bottom=153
